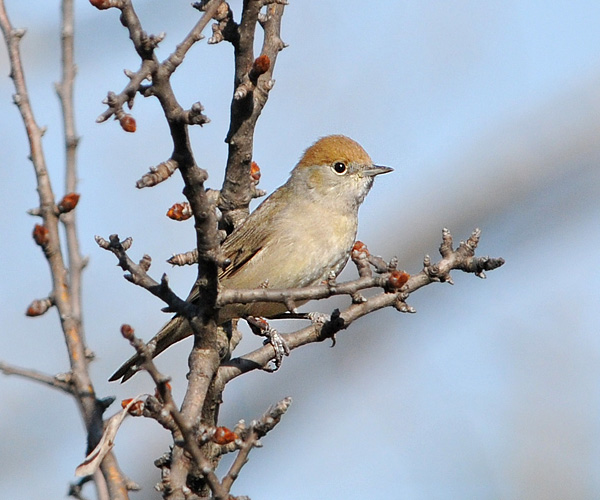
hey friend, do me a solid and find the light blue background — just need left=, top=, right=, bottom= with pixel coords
left=1, top=1, right=599, bottom=498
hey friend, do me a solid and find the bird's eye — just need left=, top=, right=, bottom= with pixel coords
left=332, top=161, right=347, bottom=175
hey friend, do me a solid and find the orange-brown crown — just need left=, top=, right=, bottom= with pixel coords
left=296, top=135, right=372, bottom=169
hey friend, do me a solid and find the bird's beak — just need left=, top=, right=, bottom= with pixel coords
left=363, top=164, right=393, bottom=177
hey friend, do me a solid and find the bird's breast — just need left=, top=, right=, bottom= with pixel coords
left=224, top=205, right=357, bottom=291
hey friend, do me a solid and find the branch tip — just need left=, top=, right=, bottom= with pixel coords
left=136, top=159, right=178, bottom=188
left=26, top=297, right=54, bottom=317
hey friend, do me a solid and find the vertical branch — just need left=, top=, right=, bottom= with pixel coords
left=219, top=1, right=286, bottom=231
left=0, top=2, right=129, bottom=498
left=56, top=0, right=86, bottom=325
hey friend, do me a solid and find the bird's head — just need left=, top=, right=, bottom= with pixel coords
left=288, top=135, right=392, bottom=209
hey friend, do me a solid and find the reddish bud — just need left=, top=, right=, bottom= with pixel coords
left=26, top=305, right=43, bottom=317
left=166, top=202, right=193, bottom=221
left=352, top=241, right=368, bottom=253
left=89, top=0, right=114, bottom=9
left=32, top=224, right=49, bottom=247
left=253, top=317, right=269, bottom=329
left=121, top=398, right=144, bottom=416
left=388, top=270, right=410, bottom=289
left=120, top=324, right=135, bottom=340
left=351, top=241, right=369, bottom=260
left=57, top=193, right=80, bottom=213
left=119, top=114, right=136, bottom=133
left=251, top=55, right=270, bottom=77
left=250, top=161, right=261, bottom=182
left=26, top=298, right=53, bottom=317
left=212, top=426, right=238, bottom=445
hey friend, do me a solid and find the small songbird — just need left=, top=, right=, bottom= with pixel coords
left=110, top=135, right=392, bottom=382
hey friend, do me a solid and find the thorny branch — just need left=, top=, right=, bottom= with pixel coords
left=90, top=1, right=289, bottom=497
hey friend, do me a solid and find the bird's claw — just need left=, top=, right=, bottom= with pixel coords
left=307, top=311, right=330, bottom=324
left=247, top=316, right=290, bottom=371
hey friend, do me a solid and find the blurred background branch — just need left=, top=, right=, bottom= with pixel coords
left=0, top=0, right=129, bottom=498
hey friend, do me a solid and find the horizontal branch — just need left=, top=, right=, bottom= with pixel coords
left=217, top=274, right=390, bottom=307
left=0, top=360, right=73, bottom=394
left=216, top=228, right=504, bottom=385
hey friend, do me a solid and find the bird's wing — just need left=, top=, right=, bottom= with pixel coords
left=185, top=190, right=283, bottom=302
left=219, top=228, right=267, bottom=282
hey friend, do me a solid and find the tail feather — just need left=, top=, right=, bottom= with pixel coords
left=109, top=316, right=191, bottom=383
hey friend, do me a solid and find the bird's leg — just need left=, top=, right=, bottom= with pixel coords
left=246, top=316, right=290, bottom=371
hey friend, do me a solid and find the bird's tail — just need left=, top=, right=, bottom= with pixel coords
left=109, top=316, right=191, bottom=383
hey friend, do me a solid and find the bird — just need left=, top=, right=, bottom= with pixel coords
left=110, top=135, right=392, bottom=382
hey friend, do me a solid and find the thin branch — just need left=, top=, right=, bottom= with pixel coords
left=94, top=234, right=199, bottom=319
left=95, top=0, right=221, bottom=128
left=56, top=0, right=87, bottom=335
left=221, top=397, right=292, bottom=491
left=160, top=2, right=220, bottom=77
left=217, top=274, right=390, bottom=307
left=95, top=61, right=153, bottom=124
left=0, top=361, right=74, bottom=394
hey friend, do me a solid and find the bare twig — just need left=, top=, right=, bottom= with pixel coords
left=56, top=0, right=87, bottom=324
left=221, top=397, right=292, bottom=491
left=217, top=274, right=392, bottom=307
left=95, top=63, right=152, bottom=124
left=94, top=234, right=201, bottom=320
left=0, top=361, right=74, bottom=394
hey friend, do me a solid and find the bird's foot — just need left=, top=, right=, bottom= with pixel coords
left=246, top=316, right=290, bottom=371
left=307, top=311, right=330, bottom=324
